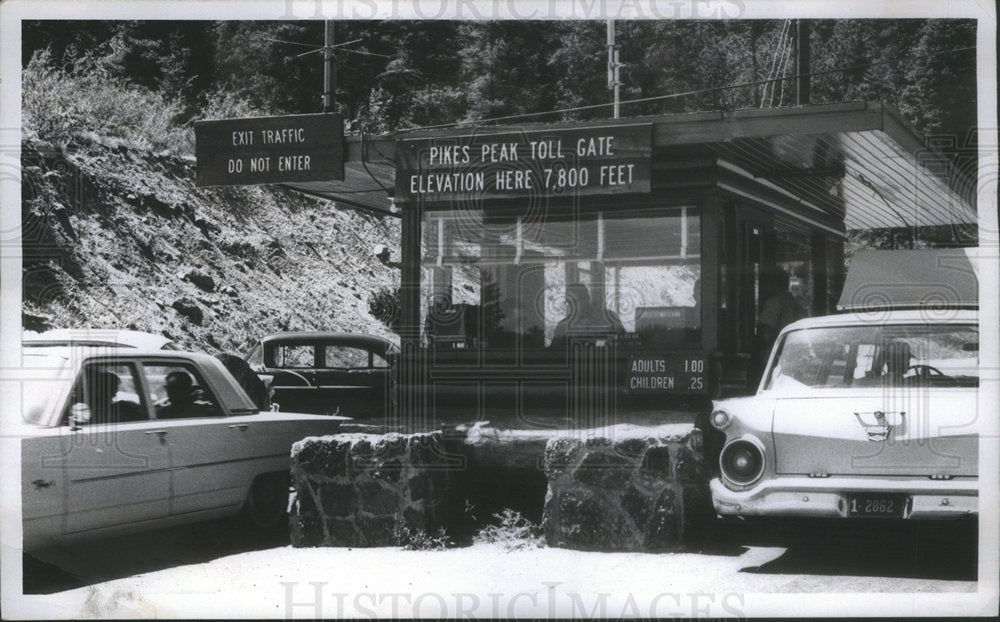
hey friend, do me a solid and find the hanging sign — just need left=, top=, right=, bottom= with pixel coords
left=395, top=123, right=651, bottom=203
left=195, top=113, right=344, bottom=187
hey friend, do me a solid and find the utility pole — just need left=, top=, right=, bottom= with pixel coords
left=607, top=20, right=621, bottom=119
left=323, top=20, right=336, bottom=113
left=794, top=19, right=810, bottom=106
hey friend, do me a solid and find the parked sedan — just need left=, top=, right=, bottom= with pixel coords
left=247, top=332, right=397, bottom=418
left=709, top=309, right=979, bottom=520
left=17, top=349, right=348, bottom=551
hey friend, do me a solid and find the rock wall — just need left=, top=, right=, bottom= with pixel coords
left=542, top=424, right=712, bottom=552
left=290, top=423, right=713, bottom=552
left=290, top=432, right=452, bottom=547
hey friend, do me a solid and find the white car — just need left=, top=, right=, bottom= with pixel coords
left=23, top=328, right=181, bottom=350
left=17, top=349, right=348, bottom=551
left=709, top=309, right=979, bottom=520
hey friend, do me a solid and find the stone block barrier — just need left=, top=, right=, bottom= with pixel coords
left=542, top=424, right=712, bottom=552
left=290, top=432, right=452, bottom=547
left=289, top=422, right=713, bottom=552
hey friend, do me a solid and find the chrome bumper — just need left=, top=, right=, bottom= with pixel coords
left=711, top=476, right=978, bottom=519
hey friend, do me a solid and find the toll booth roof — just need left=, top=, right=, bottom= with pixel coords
left=838, top=248, right=979, bottom=310
left=283, top=101, right=976, bottom=232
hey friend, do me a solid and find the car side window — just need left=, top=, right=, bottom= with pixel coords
left=64, top=363, right=148, bottom=425
left=142, top=363, right=222, bottom=419
left=323, top=346, right=369, bottom=369
left=272, top=344, right=316, bottom=369
left=246, top=343, right=263, bottom=369
left=273, top=345, right=314, bottom=368
left=372, top=352, right=389, bottom=369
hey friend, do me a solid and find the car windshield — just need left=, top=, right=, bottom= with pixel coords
left=764, top=323, right=979, bottom=392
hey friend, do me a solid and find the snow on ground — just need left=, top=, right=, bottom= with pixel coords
left=12, top=542, right=977, bottom=619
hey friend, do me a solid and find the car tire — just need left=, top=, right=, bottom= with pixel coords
left=243, top=473, right=290, bottom=530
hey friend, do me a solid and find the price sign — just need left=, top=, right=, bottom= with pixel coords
left=625, top=354, right=709, bottom=394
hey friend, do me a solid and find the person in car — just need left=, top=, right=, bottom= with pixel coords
left=155, top=371, right=214, bottom=418
left=862, top=340, right=913, bottom=386
left=81, top=369, right=143, bottom=423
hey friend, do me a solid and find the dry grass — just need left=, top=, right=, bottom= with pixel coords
left=22, top=49, right=191, bottom=156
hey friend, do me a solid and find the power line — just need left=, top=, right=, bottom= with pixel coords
left=394, top=45, right=976, bottom=134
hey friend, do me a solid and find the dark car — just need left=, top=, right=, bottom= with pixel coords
left=247, top=332, right=398, bottom=418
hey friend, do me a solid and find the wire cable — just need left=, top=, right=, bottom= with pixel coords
left=390, top=45, right=975, bottom=134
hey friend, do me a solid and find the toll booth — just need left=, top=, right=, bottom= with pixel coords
left=287, top=101, right=977, bottom=426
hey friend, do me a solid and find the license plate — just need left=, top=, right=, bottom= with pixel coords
left=847, top=493, right=906, bottom=518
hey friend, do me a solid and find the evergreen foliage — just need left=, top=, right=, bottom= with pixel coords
left=22, top=19, right=977, bottom=148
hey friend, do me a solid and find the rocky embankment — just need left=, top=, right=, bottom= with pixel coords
left=21, top=134, right=400, bottom=354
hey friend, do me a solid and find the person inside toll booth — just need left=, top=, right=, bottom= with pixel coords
left=550, top=282, right=626, bottom=348
left=747, top=268, right=806, bottom=391
left=155, top=371, right=213, bottom=419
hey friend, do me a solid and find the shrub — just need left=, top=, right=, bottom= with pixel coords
left=368, top=286, right=401, bottom=334
left=473, top=508, right=544, bottom=551
left=197, top=86, right=269, bottom=122
left=394, top=525, right=454, bottom=551
left=22, top=49, right=191, bottom=155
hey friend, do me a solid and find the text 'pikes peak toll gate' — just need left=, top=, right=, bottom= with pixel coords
left=282, top=101, right=977, bottom=426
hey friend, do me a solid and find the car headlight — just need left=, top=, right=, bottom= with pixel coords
left=710, top=409, right=731, bottom=429
left=719, top=438, right=765, bottom=487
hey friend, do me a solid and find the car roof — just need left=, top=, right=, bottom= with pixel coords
left=24, top=328, right=174, bottom=349
left=779, top=309, right=979, bottom=334
left=837, top=249, right=978, bottom=311
left=260, top=331, right=396, bottom=350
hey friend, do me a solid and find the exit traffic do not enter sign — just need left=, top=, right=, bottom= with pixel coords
left=194, top=113, right=344, bottom=187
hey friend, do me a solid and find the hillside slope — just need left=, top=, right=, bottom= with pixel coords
left=21, top=133, right=401, bottom=355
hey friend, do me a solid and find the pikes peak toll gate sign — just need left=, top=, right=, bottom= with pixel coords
left=395, top=124, right=652, bottom=203
left=194, top=113, right=344, bottom=187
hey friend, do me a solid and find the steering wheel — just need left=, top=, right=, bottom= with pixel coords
left=270, top=369, right=313, bottom=387
left=907, top=364, right=944, bottom=378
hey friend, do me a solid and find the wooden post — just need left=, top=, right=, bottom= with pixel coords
left=323, top=21, right=336, bottom=113
left=607, top=20, right=620, bottom=119
left=794, top=19, right=810, bottom=106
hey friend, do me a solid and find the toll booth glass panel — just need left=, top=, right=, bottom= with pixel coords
left=420, top=207, right=701, bottom=352
left=774, top=225, right=815, bottom=317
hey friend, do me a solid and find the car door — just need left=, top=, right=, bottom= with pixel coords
left=267, top=342, right=323, bottom=414
left=57, top=361, right=172, bottom=535
left=139, top=361, right=250, bottom=516
left=317, top=344, right=381, bottom=417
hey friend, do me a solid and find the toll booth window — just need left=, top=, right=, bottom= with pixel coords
left=774, top=226, right=814, bottom=316
left=421, top=207, right=701, bottom=350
